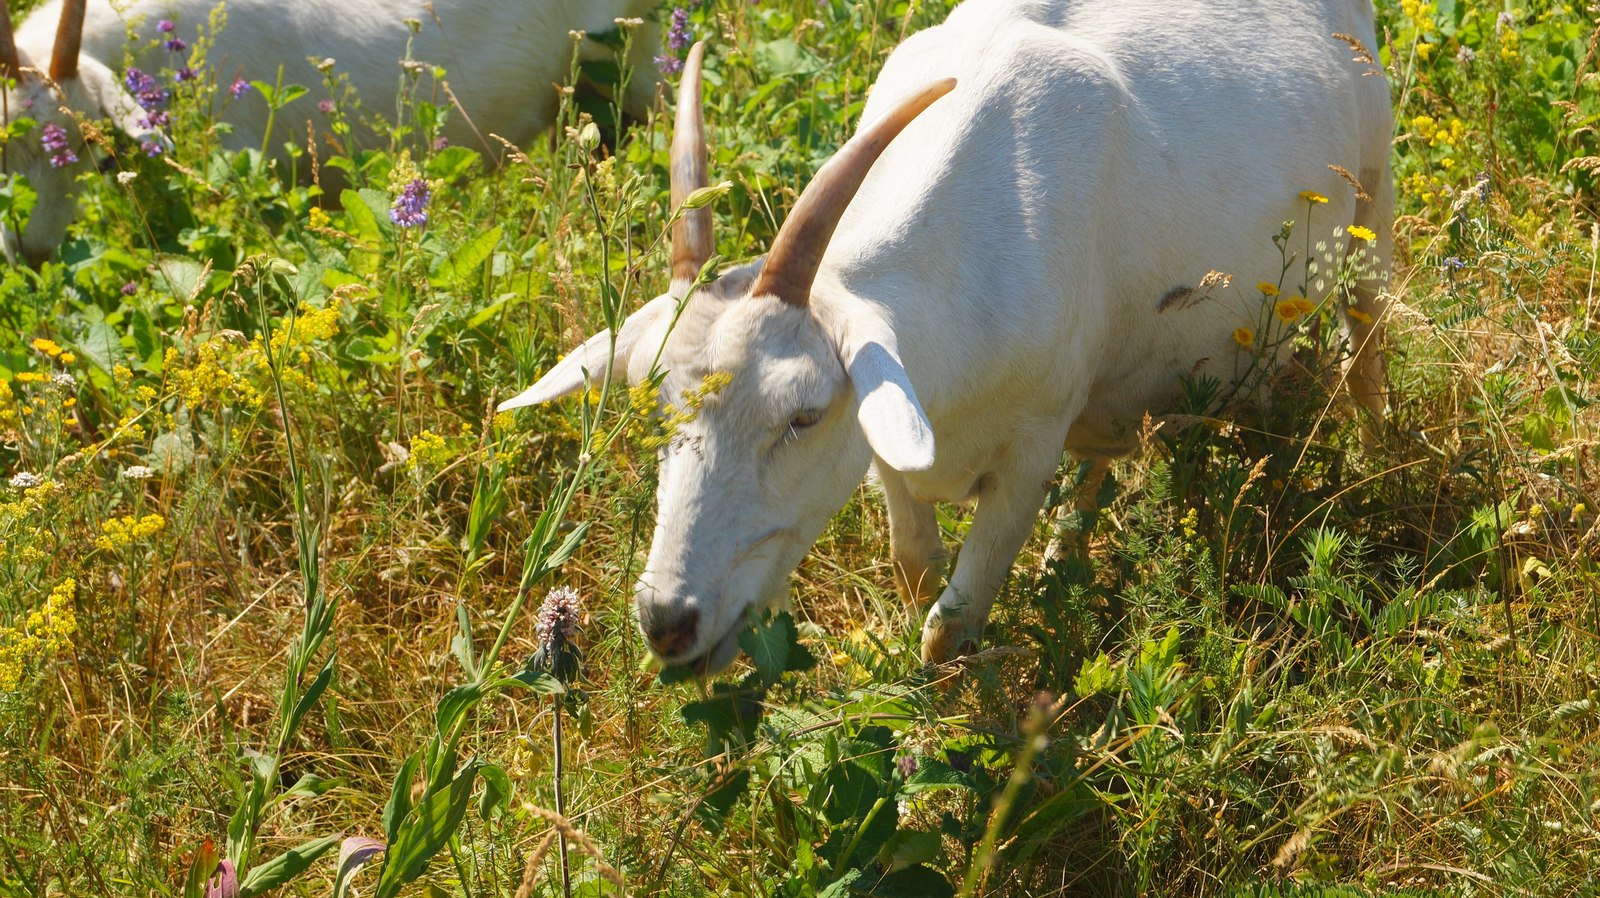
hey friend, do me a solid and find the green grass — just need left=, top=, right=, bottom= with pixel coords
left=1, top=1, right=1598, bottom=896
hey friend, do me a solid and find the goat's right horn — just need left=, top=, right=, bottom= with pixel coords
left=669, top=41, right=712, bottom=291
left=49, top=0, right=86, bottom=82
left=0, top=1, right=22, bottom=81
left=752, top=78, right=955, bottom=308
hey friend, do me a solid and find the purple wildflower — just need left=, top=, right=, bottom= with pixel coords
left=141, top=140, right=164, bottom=157
left=655, top=6, right=692, bottom=74
left=389, top=178, right=430, bottom=228
left=896, top=754, right=919, bottom=779
left=229, top=76, right=249, bottom=99
left=535, top=586, right=582, bottom=651
left=317, top=99, right=335, bottom=114
left=125, top=67, right=170, bottom=120
left=121, top=281, right=138, bottom=296
left=157, top=19, right=176, bottom=33
left=667, top=7, right=692, bottom=52
left=173, top=66, right=198, bottom=82
left=431, top=135, right=449, bottom=151
left=40, top=123, right=77, bottom=168
left=164, top=37, right=187, bottom=53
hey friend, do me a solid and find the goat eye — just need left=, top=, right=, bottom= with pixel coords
left=789, top=410, right=822, bottom=431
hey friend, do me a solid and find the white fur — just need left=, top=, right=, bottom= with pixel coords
left=505, top=0, right=1394, bottom=670
left=2, top=0, right=659, bottom=262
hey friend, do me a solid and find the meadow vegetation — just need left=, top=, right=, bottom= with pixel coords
left=1, top=0, right=1597, bottom=895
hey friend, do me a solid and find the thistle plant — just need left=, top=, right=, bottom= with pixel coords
left=530, top=585, right=585, bottom=898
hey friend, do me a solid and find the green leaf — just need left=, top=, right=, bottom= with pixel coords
left=153, top=253, right=212, bottom=301
left=501, top=669, right=566, bottom=695
left=866, top=864, right=954, bottom=898
left=274, top=772, right=345, bottom=803
left=382, top=752, right=422, bottom=845
left=340, top=188, right=384, bottom=243
left=374, top=760, right=481, bottom=898
left=876, top=829, right=940, bottom=874
left=286, top=653, right=336, bottom=737
left=430, top=225, right=502, bottom=288
left=901, top=759, right=974, bottom=795
left=740, top=611, right=799, bottom=687
left=434, top=683, right=485, bottom=742
left=426, top=146, right=481, bottom=181
left=237, top=834, right=339, bottom=898
left=477, top=764, right=513, bottom=821
left=182, top=838, right=222, bottom=898
left=71, top=305, right=124, bottom=377
left=754, top=38, right=825, bottom=79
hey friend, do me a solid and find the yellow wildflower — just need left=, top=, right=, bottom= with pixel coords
left=1347, top=225, right=1376, bottom=242
left=1232, top=327, right=1255, bottom=348
left=31, top=338, right=63, bottom=358
left=58, top=352, right=76, bottom=365
left=1299, top=190, right=1329, bottom=204
left=96, top=513, right=167, bottom=551
left=407, top=429, right=454, bottom=470
left=0, top=578, right=78, bottom=692
left=1346, top=308, right=1374, bottom=325
left=1274, top=296, right=1316, bottom=322
left=14, top=372, right=45, bottom=383
left=1257, top=282, right=1280, bottom=297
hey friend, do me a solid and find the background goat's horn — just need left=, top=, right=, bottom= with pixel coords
left=49, top=0, right=85, bottom=81
left=752, top=77, right=956, bottom=308
left=0, top=1, right=22, bottom=81
left=670, top=41, right=712, bottom=289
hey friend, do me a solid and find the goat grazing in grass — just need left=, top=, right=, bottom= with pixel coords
left=1, top=0, right=659, bottom=263
left=501, top=0, right=1394, bottom=673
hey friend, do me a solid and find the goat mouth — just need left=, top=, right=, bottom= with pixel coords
left=667, top=619, right=746, bottom=678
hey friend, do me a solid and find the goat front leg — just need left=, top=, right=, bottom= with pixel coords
left=880, top=466, right=943, bottom=609
left=921, top=441, right=1061, bottom=663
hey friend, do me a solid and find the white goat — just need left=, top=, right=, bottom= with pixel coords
left=1, top=0, right=659, bottom=263
left=501, top=0, right=1394, bottom=673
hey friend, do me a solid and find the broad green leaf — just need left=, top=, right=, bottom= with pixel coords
left=754, top=38, right=825, bottom=78
left=430, top=225, right=502, bottom=288
left=425, top=146, right=481, bottom=181
left=434, top=683, right=484, bottom=741
left=286, top=653, right=336, bottom=737
left=340, top=188, right=383, bottom=243
left=477, top=764, right=512, bottom=821
left=382, top=752, right=422, bottom=845
left=237, top=835, right=338, bottom=898
left=374, top=760, right=481, bottom=898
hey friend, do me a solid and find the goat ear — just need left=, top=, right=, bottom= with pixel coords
left=497, top=294, right=676, bottom=411
left=843, top=340, right=935, bottom=472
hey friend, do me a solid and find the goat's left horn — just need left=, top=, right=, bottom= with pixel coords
left=752, top=77, right=956, bottom=308
left=49, top=0, right=86, bottom=82
left=670, top=41, right=712, bottom=291
left=0, top=1, right=22, bottom=81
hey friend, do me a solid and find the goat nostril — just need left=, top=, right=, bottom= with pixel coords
left=643, top=608, right=700, bottom=658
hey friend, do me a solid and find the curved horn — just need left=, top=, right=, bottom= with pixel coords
left=0, top=1, right=22, bottom=81
left=49, top=0, right=85, bottom=82
left=670, top=41, right=712, bottom=289
left=752, top=77, right=956, bottom=308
